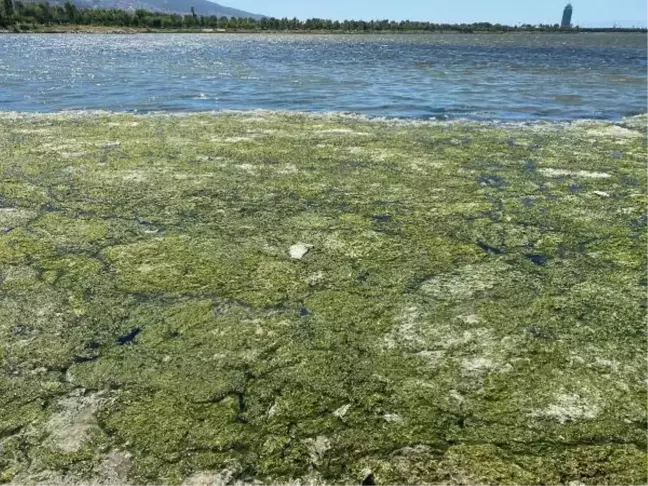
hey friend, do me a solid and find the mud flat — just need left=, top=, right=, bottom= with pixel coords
left=0, top=112, right=646, bottom=485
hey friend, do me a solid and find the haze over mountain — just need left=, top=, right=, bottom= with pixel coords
left=26, top=0, right=264, bottom=18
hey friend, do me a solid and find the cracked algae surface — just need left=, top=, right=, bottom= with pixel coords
left=0, top=112, right=646, bottom=485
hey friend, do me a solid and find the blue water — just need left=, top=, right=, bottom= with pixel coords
left=0, top=33, right=646, bottom=120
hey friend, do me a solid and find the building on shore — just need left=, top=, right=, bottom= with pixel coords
left=561, top=3, right=573, bottom=29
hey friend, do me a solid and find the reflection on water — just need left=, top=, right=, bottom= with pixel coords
left=0, top=33, right=645, bottom=120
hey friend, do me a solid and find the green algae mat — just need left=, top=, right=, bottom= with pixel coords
left=0, top=112, right=646, bottom=485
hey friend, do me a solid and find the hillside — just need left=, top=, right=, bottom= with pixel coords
left=24, top=0, right=264, bottom=18
left=120, top=0, right=263, bottom=17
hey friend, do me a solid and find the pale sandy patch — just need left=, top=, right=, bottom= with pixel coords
left=46, top=392, right=104, bottom=453
left=182, top=470, right=238, bottom=486
left=539, top=168, right=611, bottom=179
left=107, top=121, right=139, bottom=127
left=97, top=141, right=121, bottom=149
left=0, top=208, right=37, bottom=227
left=421, top=262, right=510, bottom=300
left=462, top=357, right=496, bottom=375
left=317, top=128, right=370, bottom=136
left=533, top=392, right=600, bottom=424
left=120, top=170, right=148, bottom=182
left=40, top=141, right=82, bottom=152
left=219, top=136, right=259, bottom=143
left=236, top=163, right=256, bottom=174
left=14, top=450, right=132, bottom=485
left=586, top=125, right=642, bottom=139
left=238, top=116, right=272, bottom=124
left=384, top=305, right=425, bottom=350
left=60, top=152, right=87, bottom=159
left=277, top=164, right=298, bottom=175
left=14, top=128, right=52, bottom=135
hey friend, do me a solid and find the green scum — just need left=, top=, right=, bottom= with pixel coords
left=0, top=112, right=645, bottom=485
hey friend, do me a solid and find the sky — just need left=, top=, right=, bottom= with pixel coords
left=226, top=0, right=648, bottom=28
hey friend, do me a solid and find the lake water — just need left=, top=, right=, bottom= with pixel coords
left=0, top=33, right=646, bottom=120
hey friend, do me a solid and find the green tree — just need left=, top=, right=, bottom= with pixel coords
left=3, top=0, right=14, bottom=17
left=37, top=2, right=53, bottom=24
left=63, top=0, right=77, bottom=23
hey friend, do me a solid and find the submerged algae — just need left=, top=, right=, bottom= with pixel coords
left=0, top=112, right=646, bottom=485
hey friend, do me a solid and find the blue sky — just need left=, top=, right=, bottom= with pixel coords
left=227, top=0, right=647, bottom=27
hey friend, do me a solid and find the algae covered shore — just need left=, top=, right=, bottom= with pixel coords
left=0, top=112, right=646, bottom=485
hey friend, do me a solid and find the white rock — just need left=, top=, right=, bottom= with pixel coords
left=289, top=243, right=313, bottom=260
left=306, top=435, right=331, bottom=466
left=449, top=390, right=465, bottom=403
left=333, top=404, right=351, bottom=418
left=459, top=314, right=480, bottom=325
left=383, top=413, right=403, bottom=423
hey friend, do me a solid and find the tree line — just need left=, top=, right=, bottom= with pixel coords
left=1, top=1, right=646, bottom=32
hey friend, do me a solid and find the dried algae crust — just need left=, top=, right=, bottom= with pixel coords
left=0, top=112, right=646, bottom=485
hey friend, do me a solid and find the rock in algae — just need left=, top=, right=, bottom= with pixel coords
left=289, top=243, right=313, bottom=260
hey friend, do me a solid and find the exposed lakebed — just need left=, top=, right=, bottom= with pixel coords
left=0, top=112, right=645, bottom=484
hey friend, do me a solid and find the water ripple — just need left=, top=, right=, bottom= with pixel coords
left=0, top=33, right=645, bottom=120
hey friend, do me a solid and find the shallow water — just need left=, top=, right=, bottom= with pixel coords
left=0, top=33, right=646, bottom=120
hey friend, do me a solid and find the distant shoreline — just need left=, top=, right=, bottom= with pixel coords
left=1, top=26, right=647, bottom=34
left=3, top=2, right=645, bottom=35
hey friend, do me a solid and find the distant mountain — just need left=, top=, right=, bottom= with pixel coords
left=27, top=0, right=265, bottom=18
left=128, top=0, right=263, bottom=18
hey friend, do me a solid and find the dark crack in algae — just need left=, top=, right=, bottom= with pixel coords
left=0, top=112, right=646, bottom=485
